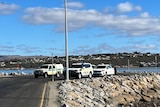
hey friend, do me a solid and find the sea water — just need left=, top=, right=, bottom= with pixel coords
left=0, top=67, right=160, bottom=75
left=117, top=67, right=160, bottom=73
left=0, top=69, right=34, bottom=75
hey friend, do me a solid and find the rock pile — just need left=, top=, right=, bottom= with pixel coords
left=58, top=73, right=160, bottom=107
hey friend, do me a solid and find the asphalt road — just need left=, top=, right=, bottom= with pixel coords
left=0, top=72, right=138, bottom=107
left=0, top=76, right=50, bottom=107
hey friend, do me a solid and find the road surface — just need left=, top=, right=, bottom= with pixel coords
left=0, top=76, right=50, bottom=107
left=0, top=72, right=136, bottom=107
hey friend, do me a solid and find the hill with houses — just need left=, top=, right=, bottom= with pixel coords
left=0, top=52, right=160, bottom=69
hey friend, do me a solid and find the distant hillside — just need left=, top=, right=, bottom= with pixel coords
left=0, top=52, right=160, bottom=68
left=0, top=55, right=48, bottom=61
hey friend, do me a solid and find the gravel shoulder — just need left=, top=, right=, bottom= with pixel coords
left=47, top=81, right=61, bottom=107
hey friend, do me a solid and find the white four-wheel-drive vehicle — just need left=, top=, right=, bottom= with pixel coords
left=93, top=64, right=116, bottom=76
left=69, top=62, right=93, bottom=79
left=34, top=64, right=64, bottom=78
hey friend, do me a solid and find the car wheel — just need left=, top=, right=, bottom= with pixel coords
left=78, top=73, right=82, bottom=79
left=44, top=73, right=48, bottom=78
left=114, top=67, right=117, bottom=75
left=89, top=72, right=92, bottom=78
left=105, top=72, right=107, bottom=77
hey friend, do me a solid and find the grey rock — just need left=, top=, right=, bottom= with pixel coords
left=58, top=73, right=160, bottom=107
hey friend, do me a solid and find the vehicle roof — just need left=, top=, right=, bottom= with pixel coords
left=72, top=62, right=91, bottom=65
left=42, top=64, right=63, bottom=66
left=97, top=64, right=111, bottom=66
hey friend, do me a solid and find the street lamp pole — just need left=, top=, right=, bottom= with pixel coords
left=64, top=0, right=69, bottom=80
left=51, top=53, right=54, bottom=81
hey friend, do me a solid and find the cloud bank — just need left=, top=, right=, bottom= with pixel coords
left=0, top=3, right=19, bottom=15
left=22, top=2, right=160, bottom=37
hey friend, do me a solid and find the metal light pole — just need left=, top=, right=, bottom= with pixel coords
left=128, top=59, right=130, bottom=72
left=64, top=0, right=69, bottom=80
left=51, top=53, right=54, bottom=81
left=155, top=56, right=157, bottom=72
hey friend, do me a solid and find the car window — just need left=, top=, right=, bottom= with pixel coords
left=72, top=63, right=91, bottom=68
left=49, top=66, right=52, bottom=69
left=41, top=65, right=48, bottom=68
left=53, top=66, right=55, bottom=68
left=83, top=64, right=90, bottom=68
left=97, top=66, right=105, bottom=68
left=72, top=65, right=82, bottom=68
left=107, top=65, right=112, bottom=69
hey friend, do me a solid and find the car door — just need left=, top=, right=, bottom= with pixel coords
left=85, top=64, right=89, bottom=75
left=81, top=64, right=86, bottom=76
left=107, top=65, right=115, bottom=75
left=85, top=64, right=92, bottom=75
left=48, top=65, right=55, bottom=75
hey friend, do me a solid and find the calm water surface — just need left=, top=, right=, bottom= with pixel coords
left=0, top=69, right=34, bottom=75
left=117, top=67, right=160, bottom=73
left=0, top=67, right=160, bottom=74
left=1, top=67, right=160, bottom=75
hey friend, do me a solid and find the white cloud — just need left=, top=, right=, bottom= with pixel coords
left=0, top=3, right=19, bottom=15
left=120, top=44, right=158, bottom=53
left=22, top=3, right=160, bottom=36
left=134, top=44, right=157, bottom=50
left=23, top=7, right=64, bottom=25
left=70, top=43, right=158, bottom=55
left=140, top=12, right=150, bottom=17
left=67, top=2, right=84, bottom=8
left=0, top=45, right=15, bottom=53
left=117, top=2, right=142, bottom=13
left=22, top=7, right=100, bottom=32
left=70, top=43, right=116, bottom=55
left=16, top=44, right=41, bottom=53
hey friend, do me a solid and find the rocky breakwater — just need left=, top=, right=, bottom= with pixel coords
left=58, top=73, right=160, bottom=107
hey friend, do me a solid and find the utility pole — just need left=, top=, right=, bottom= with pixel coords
left=51, top=53, right=54, bottom=81
left=155, top=56, right=158, bottom=72
left=64, top=0, right=69, bottom=80
left=128, top=59, right=130, bottom=72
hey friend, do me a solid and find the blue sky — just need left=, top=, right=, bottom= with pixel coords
left=0, top=0, right=160, bottom=56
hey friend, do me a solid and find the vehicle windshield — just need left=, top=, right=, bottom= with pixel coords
left=71, top=65, right=82, bottom=68
left=97, top=66, right=106, bottom=68
left=40, top=65, right=48, bottom=69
